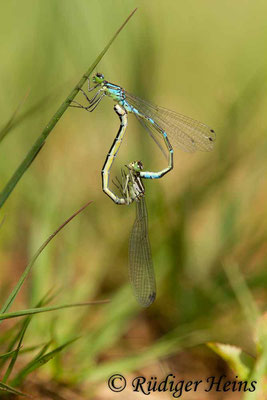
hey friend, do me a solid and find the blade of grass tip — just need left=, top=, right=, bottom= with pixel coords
left=0, top=201, right=92, bottom=320
left=28, top=341, right=52, bottom=362
left=0, top=300, right=109, bottom=321
left=0, top=8, right=137, bottom=209
left=33, top=286, right=60, bottom=307
left=19, top=342, right=50, bottom=355
left=1, top=290, right=56, bottom=382
left=0, top=89, right=30, bottom=144
left=223, top=261, right=260, bottom=327
left=0, top=382, right=28, bottom=397
left=12, top=337, right=79, bottom=387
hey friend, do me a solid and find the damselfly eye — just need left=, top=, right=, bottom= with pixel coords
left=96, top=73, right=104, bottom=79
left=138, top=161, right=143, bottom=170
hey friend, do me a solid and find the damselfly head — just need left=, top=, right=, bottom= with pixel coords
left=128, top=160, right=143, bottom=172
left=93, top=73, right=105, bottom=84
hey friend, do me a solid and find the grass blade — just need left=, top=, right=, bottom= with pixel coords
left=0, top=8, right=137, bottom=209
left=0, top=90, right=30, bottom=144
left=1, top=290, right=55, bottom=382
left=0, top=381, right=27, bottom=396
left=12, top=337, right=79, bottom=387
left=0, top=300, right=109, bottom=321
left=11, top=340, right=53, bottom=387
left=0, top=201, right=91, bottom=319
left=0, top=288, right=56, bottom=373
left=2, top=318, right=30, bottom=383
left=0, top=347, right=23, bottom=360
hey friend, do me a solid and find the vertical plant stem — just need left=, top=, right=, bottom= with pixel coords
left=0, top=8, right=137, bottom=209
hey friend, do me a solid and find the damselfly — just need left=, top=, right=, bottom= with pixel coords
left=101, top=106, right=156, bottom=306
left=71, top=73, right=215, bottom=178
left=118, top=160, right=156, bottom=307
left=102, top=104, right=173, bottom=204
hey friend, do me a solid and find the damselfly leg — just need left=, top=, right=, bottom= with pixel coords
left=70, top=86, right=104, bottom=112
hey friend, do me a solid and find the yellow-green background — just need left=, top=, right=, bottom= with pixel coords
left=0, top=0, right=266, bottom=397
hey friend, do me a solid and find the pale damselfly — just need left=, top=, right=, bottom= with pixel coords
left=115, top=159, right=156, bottom=307
left=71, top=73, right=216, bottom=179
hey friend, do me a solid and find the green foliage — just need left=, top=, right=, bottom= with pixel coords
left=0, top=202, right=98, bottom=391
left=11, top=337, right=79, bottom=387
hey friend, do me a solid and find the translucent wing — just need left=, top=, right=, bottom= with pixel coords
left=135, top=113, right=168, bottom=158
left=129, top=197, right=156, bottom=307
left=125, top=91, right=215, bottom=152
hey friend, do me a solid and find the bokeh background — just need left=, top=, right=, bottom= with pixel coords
left=0, top=0, right=266, bottom=398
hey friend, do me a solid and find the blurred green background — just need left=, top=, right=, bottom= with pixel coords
left=0, top=0, right=266, bottom=398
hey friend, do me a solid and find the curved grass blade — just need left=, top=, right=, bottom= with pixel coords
left=0, top=8, right=137, bottom=209
left=129, top=197, right=156, bottom=307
